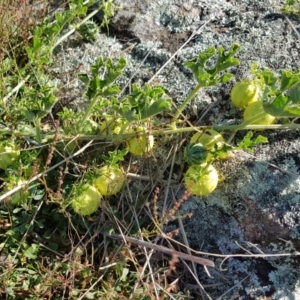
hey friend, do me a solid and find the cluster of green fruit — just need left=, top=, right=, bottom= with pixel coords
left=183, top=130, right=224, bottom=196
left=1, top=79, right=277, bottom=214
left=70, top=165, right=126, bottom=216
left=98, top=116, right=154, bottom=156
left=70, top=118, right=154, bottom=216
left=231, top=79, right=276, bottom=124
left=182, top=79, right=276, bottom=197
left=0, top=116, right=154, bottom=215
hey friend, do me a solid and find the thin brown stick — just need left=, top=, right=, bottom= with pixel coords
left=109, top=233, right=215, bottom=267
left=160, top=232, right=300, bottom=259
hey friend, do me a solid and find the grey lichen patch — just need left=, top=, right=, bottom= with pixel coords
left=264, top=241, right=300, bottom=299
left=177, top=198, right=245, bottom=252
left=51, top=33, right=126, bottom=111
left=201, top=192, right=232, bottom=211
left=283, top=206, right=300, bottom=239
left=158, top=0, right=200, bottom=33
left=268, top=266, right=300, bottom=300
left=175, top=198, right=277, bottom=297
left=222, top=151, right=300, bottom=238
left=133, top=41, right=171, bottom=64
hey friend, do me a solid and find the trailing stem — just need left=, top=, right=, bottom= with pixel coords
left=171, top=84, right=202, bottom=129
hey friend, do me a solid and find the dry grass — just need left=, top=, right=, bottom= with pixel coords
left=0, top=0, right=49, bottom=63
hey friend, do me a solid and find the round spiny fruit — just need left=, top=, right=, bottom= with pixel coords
left=71, top=184, right=101, bottom=216
left=93, top=165, right=126, bottom=196
left=184, top=164, right=218, bottom=196
left=231, top=80, right=261, bottom=109
left=190, top=129, right=224, bottom=151
left=126, top=126, right=154, bottom=156
left=184, top=143, right=208, bottom=165
left=243, top=101, right=276, bottom=125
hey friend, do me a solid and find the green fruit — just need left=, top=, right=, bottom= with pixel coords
left=126, top=126, right=154, bottom=156
left=93, top=165, right=126, bottom=196
left=0, top=142, right=20, bottom=169
left=184, top=143, right=208, bottom=165
left=184, top=164, right=218, bottom=196
left=243, top=101, right=276, bottom=125
left=190, top=130, right=224, bottom=151
left=71, top=184, right=101, bottom=216
left=99, top=116, right=123, bottom=135
left=231, top=80, right=261, bottom=109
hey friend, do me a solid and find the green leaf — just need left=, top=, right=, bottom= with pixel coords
left=102, top=84, right=121, bottom=96
left=186, top=43, right=240, bottom=87
left=261, top=68, right=278, bottom=88
left=213, top=143, right=235, bottom=159
left=115, top=83, right=172, bottom=121
left=80, top=56, right=126, bottom=99
left=24, top=244, right=39, bottom=260
left=24, top=84, right=58, bottom=121
left=101, top=149, right=128, bottom=167
left=48, top=242, right=59, bottom=251
left=120, top=267, right=129, bottom=282
left=280, top=70, right=300, bottom=91
left=237, top=131, right=268, bottom=152
left=252, top=66, right=300, bottom=117
left=220, top=73, right=233, bottom=84
left=282, top=83, right=300, bottom=116
left=273, top=94, right=288, bottom=108
left=289, top=82, right=300, bottom=103
left=283, top=104, right=300, bottom=116
left=198, top=46, right=216, bottom=64
left=78, top=73, right=90, bottom=86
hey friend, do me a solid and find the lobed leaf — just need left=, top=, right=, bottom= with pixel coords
left=186, top=43, right=241, bottom=87
left=237, top=131, right=268, bottom=152
left=115, top=83, right=172, bottom=121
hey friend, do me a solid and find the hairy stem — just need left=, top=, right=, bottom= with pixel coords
left=2, top=122, right=300, bottom=143
left=174, top=84, right=202, bottom=120
left=35, top=118, right=42, bottom=143
left=81, top=96, right=98, bottom=125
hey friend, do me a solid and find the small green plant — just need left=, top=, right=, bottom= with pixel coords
left=283, top=0, right=300, bottom=16
left=0, top=140, right=20, bottom=169
left=77, top=20, right=99, bottom=41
